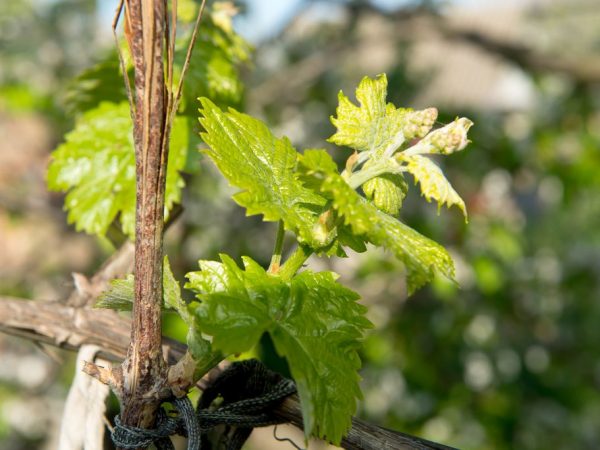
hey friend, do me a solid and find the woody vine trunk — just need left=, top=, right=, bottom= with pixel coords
left=119, top=0, right=170, bottom=433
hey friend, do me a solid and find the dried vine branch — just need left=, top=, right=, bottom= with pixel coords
left=118, top=0, right=171, bottom=433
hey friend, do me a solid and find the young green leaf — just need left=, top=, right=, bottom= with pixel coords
left=403, top=117, right=473, bottom=156
left=185, top=255, right=372, bottom=444
left=95, top=256, right=183, bottom=312
left=47, top=101, right=189, bottom=238
left=162, top=256, right=190, bottom=321
left=362, top=172, right=407, bottom=216
left=399, top=154, right=467, bottom=219
left=63, top=57, right=126, bottom=115
left=328, top=74, right=436, bottom=157
left=199, top=98, right=327, bottom=247
left=328, top=74, right=471, bottom=219
left=95, top=275, right=135, bottom=311
left=301, top=149, right=455, bottom=293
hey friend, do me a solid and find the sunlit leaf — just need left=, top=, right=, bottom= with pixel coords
left=300, top=149, right=455, bottom=293
left=198, top=98, right=326, bottom=247
left=399, top=154, right=467, bottom=219
left=328, top=74, right=436, bottom=157
left=185, top=255, right=372, bottom=444
left=362, top=172, right=407, bottom=216
left=47, top=101, right=189, bottom=238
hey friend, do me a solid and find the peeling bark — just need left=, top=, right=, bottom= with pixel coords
left=120, top=0, right=171, bottom=438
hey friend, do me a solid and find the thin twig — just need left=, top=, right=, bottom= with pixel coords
left=169, top=0, right=207, bottom=125
left=112, top=0, right=135, bottom=118
left=161, top=0, right=174, bottom=174
left=169, top=0, right=177, bottom=95
left=164, top=0, right=172, bottom=94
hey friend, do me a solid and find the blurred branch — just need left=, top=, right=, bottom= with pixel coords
left=248, top=42, right=347, bottom=110
left=0, top=238, right=184, bottom=363
left=440, top=24, right=600, bottom=84
left=250, top=3, right=600, bottom=113
left=0, top=296, right=186, bottom=364
left=248, top=4, right=427, bottom=110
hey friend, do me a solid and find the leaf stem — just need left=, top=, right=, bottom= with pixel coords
left=278, top=245, right=312, bottom=281
left=268, top=220, right=286, bottom=274
left=347, top=160, right=406, bottom=190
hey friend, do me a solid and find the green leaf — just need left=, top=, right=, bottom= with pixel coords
left=399, top=154, right=467, bottom=219
left=329, top=74, right=407, bottom=155
left=301, top=150, right=455, bottom=293
left=63, top=56, right=126, bottom=115
left=95, top=256, right=183, bottom=312
left=362, top=172, right=407, bottom=216
left=162, top=256, right=189, bottom=321
left=328, top=74, right=438, bottom=157
left=199, top=98, right=326, bottom=247
left=47, top=101, right=189, bottom=238
left=185, top=255, right=372, bottom=444
left=95, top=275, right=135, bottom=311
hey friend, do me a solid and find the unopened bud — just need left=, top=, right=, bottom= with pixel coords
left=402, top=107, right=438, bottom=140
left=424, top=117, right=473, bottom=155
left=312, top=210, right=336, bottom=247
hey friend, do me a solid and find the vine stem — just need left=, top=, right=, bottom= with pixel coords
left=118, top=0, right=171, bottom=442
left=268, top=220, right=286, bottom=274
left=278, top=245, right=313, bottom=281
left=347, top=160, right=407, bottom=190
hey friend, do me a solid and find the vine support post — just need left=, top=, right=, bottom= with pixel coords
left=118, top=0, right=171, bottom=436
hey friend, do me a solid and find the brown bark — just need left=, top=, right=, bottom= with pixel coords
left=119, top=0, right=171, bottom=435
left=0, top=297, right=185, bottom=364
left=276, top=396, right=457, bottom=450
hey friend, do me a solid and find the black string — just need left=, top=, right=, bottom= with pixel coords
left=110, top=360, right=296, bottom=450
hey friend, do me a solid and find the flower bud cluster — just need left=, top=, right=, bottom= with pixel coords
left=402, top=107, right=438, bottom=140
left=423, top=117, right=473, bottom=155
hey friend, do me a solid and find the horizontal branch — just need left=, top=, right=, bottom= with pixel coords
left=0, top=295, right=456, bottom=450
left=0, top=296, right=184, bottom=364
left=277, top=396, right=456, bottom=450
left=441, top=25, right=600, bottom=84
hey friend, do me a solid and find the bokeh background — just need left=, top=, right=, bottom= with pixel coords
left=2, top=0, right=600, bottom=449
